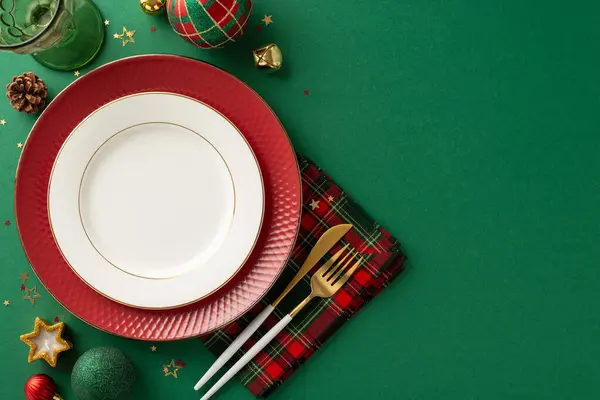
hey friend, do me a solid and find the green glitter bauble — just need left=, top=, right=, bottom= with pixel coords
left=71, top=347, right=136, bottom=400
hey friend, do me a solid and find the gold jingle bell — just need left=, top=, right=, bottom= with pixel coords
left=253, top=44, right=283, bottom=73
left=140, top=0, right=166, bottom=15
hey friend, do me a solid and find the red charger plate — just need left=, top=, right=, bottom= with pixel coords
left=15, top=55, right=301, bottom=340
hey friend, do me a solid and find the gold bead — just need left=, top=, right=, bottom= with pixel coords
left=253, top=44, right=283, bottom=73
left=140, top=0, right=165, bottom=15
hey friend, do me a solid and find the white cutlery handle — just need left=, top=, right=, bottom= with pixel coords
left=200, top=314, right=294, bottom=400
left=194, top=304, right=275, bottom=391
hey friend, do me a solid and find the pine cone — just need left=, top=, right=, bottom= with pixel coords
left=6, top=72, right=48, bottom=114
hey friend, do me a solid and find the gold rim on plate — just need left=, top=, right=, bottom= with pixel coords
left=47, top=92, right=265, bottom=310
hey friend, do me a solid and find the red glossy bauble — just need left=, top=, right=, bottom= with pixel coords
left=24, top=374, right=62, bottom=400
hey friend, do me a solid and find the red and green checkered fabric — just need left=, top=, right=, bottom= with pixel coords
left=200, top=155, right=406, bottom=398
left=167, top=0, right=252, bottom=48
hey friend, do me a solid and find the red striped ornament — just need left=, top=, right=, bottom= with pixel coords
left=24, top=374, right=62, bottom=400
left=166, top=0, right=252, bottom=49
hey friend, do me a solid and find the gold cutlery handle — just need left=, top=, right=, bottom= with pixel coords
left=290, top=294, right=315, bottom=317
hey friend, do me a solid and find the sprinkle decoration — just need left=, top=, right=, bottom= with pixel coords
left=24, top=286, right=41, bottom=305
left=163, top=359, right=183, bottom=378
left=309, top=199, right=320, bottom=210
left=114, top=27, right=136, bottom=46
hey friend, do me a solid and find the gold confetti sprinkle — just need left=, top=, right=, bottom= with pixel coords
left=24, top=286, right=41, bottom=305
left=163, top=359, right=182, bottom=378
left=114, top=27, right=136, bottom=46
left=310, top=199, right=320, bottom=210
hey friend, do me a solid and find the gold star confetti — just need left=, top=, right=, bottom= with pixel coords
left=24, top=286, right=41, bottom=305
left=114, top=27, right=136, bottom=46
left=151, top=345, right=157, bottom=352
left=309, top=199, right=320, bottom=210
left=19, top=272, right=29, bottom=283
left=163, top=359, right=182, bottom=378
left=20, top=317, right=72, bottom=367
left=0, top=119, right=6, bottom=125
left=104, top=19, right=110, bottom=25
left=328, top=195, right=334, bottom=202
left=3, top=300, right=9, bottom=306
left=74, top=71, right=80, bottom=77
left=17, top=142, right=23, bottom=148
left=262, top=15, right=273, bottom=25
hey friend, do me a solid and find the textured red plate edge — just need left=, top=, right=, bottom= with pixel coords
left=15, top=55, right=302, bottom=340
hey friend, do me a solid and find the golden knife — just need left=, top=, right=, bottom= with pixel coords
left=194, top=223, right=353, bottom=390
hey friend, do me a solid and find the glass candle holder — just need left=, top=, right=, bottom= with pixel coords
left=0, top=0, right=104, bottom=70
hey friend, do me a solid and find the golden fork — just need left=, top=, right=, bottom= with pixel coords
left=199, top=247, right=364, bottom=400
left=289, top=247, right=362, bottom=317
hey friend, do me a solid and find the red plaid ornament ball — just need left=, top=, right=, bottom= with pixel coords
left=166, top=0, right=252, bottom=49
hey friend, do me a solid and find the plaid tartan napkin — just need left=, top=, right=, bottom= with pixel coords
left=200, top=155, right=406, bottom=398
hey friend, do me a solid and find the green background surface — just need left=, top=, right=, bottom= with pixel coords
left=1, top=1, right=600, bottom=399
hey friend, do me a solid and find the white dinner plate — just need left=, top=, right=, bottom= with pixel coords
left=48, top=92, right=264, bottom=309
